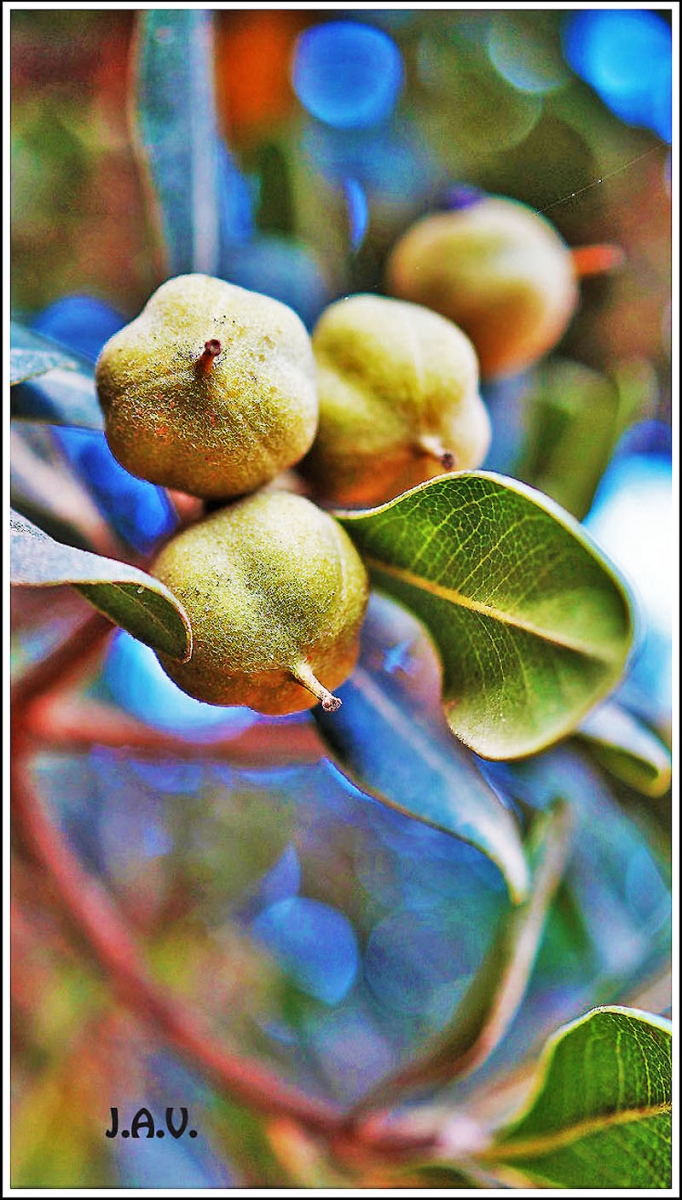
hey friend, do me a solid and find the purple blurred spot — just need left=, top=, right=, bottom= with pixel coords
left=444, top=183, right=487, bottom=210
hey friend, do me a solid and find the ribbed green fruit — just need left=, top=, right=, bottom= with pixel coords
left=301, top=293, right=491, bottom=507
left=151, top=489, right=370, bottom=715
left=95, top=274, right=318, bottom=498
left=386, top=197, right=579, bottom=380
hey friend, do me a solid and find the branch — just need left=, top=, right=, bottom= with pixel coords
left=10, top=593, right=442, bottom=1159
left=11, top=610, right=113, bottom=714
left=11, top=741, right=342, bottom=1132
left=10, top=738, right=438, bottom=1158
left=23, top=693, right=325, bottom=766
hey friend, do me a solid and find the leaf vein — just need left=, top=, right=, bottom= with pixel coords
left=487, top=1102, right=671, bottom=1162
left=364, top=557, right=617, bottom=661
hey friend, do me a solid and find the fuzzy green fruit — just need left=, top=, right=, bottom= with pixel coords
left=301, top=293, right=491, bottom=507
left=386, top=197, right=579, bottom=380
left=151, top=489, right=370, bottom=715
left=95, top=274, right=318, bottom=498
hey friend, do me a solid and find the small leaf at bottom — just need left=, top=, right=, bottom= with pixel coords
left=484, top=1006, right=672, bottom=1189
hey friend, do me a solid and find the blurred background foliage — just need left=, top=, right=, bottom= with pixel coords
left=11, top=7, right=672, bottom=1189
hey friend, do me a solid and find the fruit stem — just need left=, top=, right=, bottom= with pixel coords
left=571, top=243, right=625, bottom=278
left=196, top=339, right=222, bottom=377
left=292, top=661, right=342, bottom=713
left=417, top=433, right=456, bottom=471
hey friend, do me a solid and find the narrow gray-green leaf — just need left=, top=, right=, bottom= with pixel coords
left=134, top=10, right=220, bottom=276
left=338, top=472, right=634, bottom=760
left=577, top=700, right=672, bottom=797
left=484, top=1006, right=672, bottom=1189
left=10, top=322, right=103, bottom=430
left=314, top=594, right=530, bottom=904
left=10, top=509, right=191, bottom=661
left=352, top=799, right=572, bottom=1113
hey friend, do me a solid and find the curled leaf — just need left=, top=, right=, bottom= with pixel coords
left=577, top=699, right=672, bottom=797
left=10, top=509, right=191, bottom=661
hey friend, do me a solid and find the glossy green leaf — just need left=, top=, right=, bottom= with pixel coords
left=485, top=1006, right=672, bottom=1189
left=315, top=594, right=530, bottom=904
left=10, top=509, right=191, bottom=661
left=353, top=799, right=572, bottom=1112
left=338, top=472, right=634, bottom=760
left=577, top=700, right=672, bottom=797
left=134, top=10, right=220, bottom=276
left=10, top=322, right=104, bottom=430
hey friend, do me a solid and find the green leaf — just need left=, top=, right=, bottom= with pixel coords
left=485, top=1006, right=672, bottom=1189
left=353, top=800, right=572, bottom=1112
left=515, top=358, right=655, bottom=521
left=577, top=700, right=672, bottom=797
left=10, top=509, right=191, bottom=661
left=314, top=594, right=530, bottom=904
left=337, top=472, right=634, bottom=760
left=10, top=322, right=103, bottom=430
left=133, top=10, right=220, bottom=276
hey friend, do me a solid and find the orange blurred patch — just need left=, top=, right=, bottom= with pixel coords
left=215, top=11, right=310, bottom=143
left=571, top=243, right=626, bottom=278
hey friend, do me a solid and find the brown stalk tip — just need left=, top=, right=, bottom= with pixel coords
left=571, top=243, right=626, bottom=278
left=416, top=434, right=456, bottom=471
left=292, top=661, right=342, bottom=714
left=197, top=339, right=222, bottom=376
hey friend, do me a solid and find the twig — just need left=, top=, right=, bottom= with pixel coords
left=11, top=742, right=342, bottom=1134
left=12, top=611, right=113, bottom=715
left=23, top=693, right=325, bottom=766
left=10, top=738, right=438, bottom=1158
left=10, top=587, right=442, bottom=1159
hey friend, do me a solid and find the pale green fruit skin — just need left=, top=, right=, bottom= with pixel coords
left=301, top=293, right=491, bottom=507
left=386, top=198, right=579, bottom=380
left=95, top=274, right=318, bottom=498
left=151, top=489, right=370, bottom=715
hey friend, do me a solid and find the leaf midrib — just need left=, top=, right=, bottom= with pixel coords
left=484, top=1101, right=671, bottom=1163
left=77, top=581, right=190, bottom=658
left=364, top=557, right=622, bottom=663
